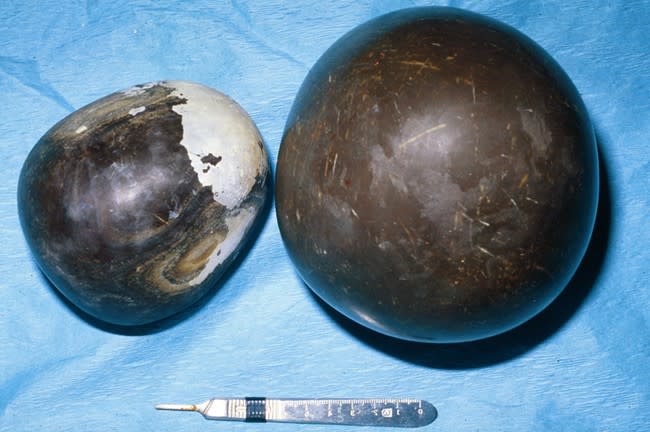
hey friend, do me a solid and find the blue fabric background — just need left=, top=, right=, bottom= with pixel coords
left=1, top=1, right=648, bottom=431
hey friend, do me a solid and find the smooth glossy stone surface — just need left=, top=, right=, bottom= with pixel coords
left=276, top=7, right=599, bottom=343
left=18, top=80, right=269, bottom=326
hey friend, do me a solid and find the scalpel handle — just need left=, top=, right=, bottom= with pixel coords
left=183, top=397, right=437, bottom=427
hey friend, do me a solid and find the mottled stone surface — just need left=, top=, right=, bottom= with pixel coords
left=18, top=80, right=269, bottom=326
left=276, top=7, right=599, bottom=342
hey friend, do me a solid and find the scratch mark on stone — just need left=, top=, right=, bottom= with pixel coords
left=399, top=222, right=417, bottom=248
left=519, top=173, right=529, bottom=188
left=399, top=123, right=447, bottom=150
left=477, top=246, right=495, bottom=257
left=510, top=198, right=519, bottom=209
left=469, top=219, right=474, bottom=249
left=502, top=188, right=519, bottom=209
left=400, top=60, right=441, bottom=71
left=461, top=211, right=473, bottom=222
left=535, top=264, right=553, bottom=278
left=154, top=214, right=169, bottom=225
left=471, top=77, right=476, bottom=104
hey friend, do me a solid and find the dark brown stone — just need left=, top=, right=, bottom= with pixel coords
left=276, top=7, right=599, bottom=342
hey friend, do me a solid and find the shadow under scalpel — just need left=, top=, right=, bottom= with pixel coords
left=40, top=164, right=275, bottom=336
left=312, top=133, right=612, bottom=369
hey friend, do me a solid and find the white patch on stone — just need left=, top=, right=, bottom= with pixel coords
left=122, top=82, right=157, bottom=97
left=75, top=125, right=88, bottom=134
left=162, top=80, right=266, bottom=209
left=129, top=106, right=146, bottom=116
left=189, top=207, right=256, bottom=285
